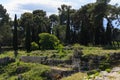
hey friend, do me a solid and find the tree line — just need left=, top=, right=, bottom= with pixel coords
left=0, top=0, right=120, bottom=52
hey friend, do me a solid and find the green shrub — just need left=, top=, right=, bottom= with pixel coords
left=31, top=42, right=39, bottom=50
left=73, top=43, right=82, bottom=50
left=56, top=44, right=64, bottom=53
left=105, top=68, right=111, bottom=73
left=99, top=62, right=110, bottom=70
left=87, top=70, right=100, bottom=75
left=39, top=33, right=60, bottom=50
left=22, top=66, right=51, bottom=80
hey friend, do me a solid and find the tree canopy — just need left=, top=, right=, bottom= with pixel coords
left=1, top=0, right=120, bottom=50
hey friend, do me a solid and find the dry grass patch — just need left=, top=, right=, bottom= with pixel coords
left=61, top=72, right=87, bottom=80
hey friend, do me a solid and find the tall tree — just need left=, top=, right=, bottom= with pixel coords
left=58, top=4, right=68, bottom=25
left=93, top=0, right=111, bottom=45
left=25, top=21, right=31, bottom=52
left=66, top=6, right=71, bottom=44
left=49, top=14, right=59, bottom=34
left=20, top=12, right=33, bottom=52
left=58, top=5, right=76, bottom=43
left=0, top=4, right=9, bottom=26
left=0, top=4, right=11, bottom=48
left=106, top=22, right=112, bottom=45
left=13, top=14, right=18, bottom=57
left=33, top=10, right=50, bottom=43
left=72, top=3, right=95, bottom=45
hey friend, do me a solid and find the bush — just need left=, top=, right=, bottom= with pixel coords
left=56, top=44, right=64, bottom=53
left=39, top=33, right=60, bottom=50
left=73, top=44, right=83, bottom=58
left=99, top=62, right=110, bottom=70
left=87, top=70, right=100, bottom=75
left=31, top=42, right=39, bottom=50
left=105, top=68, right=111, bottom=73
left=73, top=43, right=82, bottom=50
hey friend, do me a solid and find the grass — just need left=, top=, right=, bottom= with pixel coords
left=1, top=45, right=120, bottom=60
left=0, top=61, right=50, bottom=80
left=0, top=50, right=73, bottom=60
left=0, top=50, right=26, bottom=58
left=80, top=45, right=120, bottom=56
left=31, top=50, right=73, bottom=60
left=61, top=72, right=87, bottom=80
left=0, top=45, right=120, bottom=79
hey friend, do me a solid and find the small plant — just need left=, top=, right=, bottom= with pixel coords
left=56, top=44, right=64, bottom=53
left=94, top=72, right=99, bottom=76
left=73, top=43, right=82, bottom=50
left=31, top=42, right=39, bottom=50
left=87, top=70, right=99, bottom=75
left=105, top=68, right=111, bottom=73
left=16, top=61, right=20, bottom=66
left=99, top=62, right=110, bottom=70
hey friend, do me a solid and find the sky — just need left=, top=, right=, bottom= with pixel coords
left=0, top=0, right=120, bottom=20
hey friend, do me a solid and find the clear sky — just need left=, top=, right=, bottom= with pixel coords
left=0, top=0, right=119, bottom=20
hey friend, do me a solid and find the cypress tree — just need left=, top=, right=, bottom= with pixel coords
left=13, top=14, right=18, bottom=57
left=25, top=22, right=31, bottom=52
left=106, top=22, right=112, bottom=45
left=66, top=7, right=71, bottom=44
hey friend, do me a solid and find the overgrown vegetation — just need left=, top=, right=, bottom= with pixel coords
left=0, top=45, right=120, bottom=79
left=1, top=45, right=120, bottom=59
left=0, top=61, right=50, bottom=80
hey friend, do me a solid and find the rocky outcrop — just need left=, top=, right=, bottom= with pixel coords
left=93, top=67, right=120, bottom=80
left=20, top=50, right=120, bottom=72
left=20, top=56, right=47, bottom=64
left=0, top=57, right=15, bottom=65
left=20, top=56, right=72, bottom=66
left=72, top=49, right=120, bottom=71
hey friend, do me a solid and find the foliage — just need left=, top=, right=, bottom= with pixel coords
left=105, top=68, right=111, bottom=73
left=0, top=61, right=50, bottom=80
left=0, top=4, right=9, bottom=26
left=87, top=70, right=100, bottom=75
left=61, top=72, right=87, bottom=80
left=73, top=43, right=82, bottom=50
left=0, top=24, right=12, bottom=45
left=1, top=45, right=120, bottom=60
left=49, top=14, right=59, bottom=24
left=31, top=42, right=39, bottom=50
left=58, top=4, right=69, bottom=25
left=39, top=33, right=60, bottom=50
left=1, top=1, right=120, bottom=48
left=22, top=65, right=51, bottom=80
left=0, top=4, right=11, bottom=46
left=99, top=62, right=110, bottom=70
left=13, top=14, right=18, bottom=57
left=66, top=6, right=71, bottom=44
left=56, top=44, right=64, bottom=53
